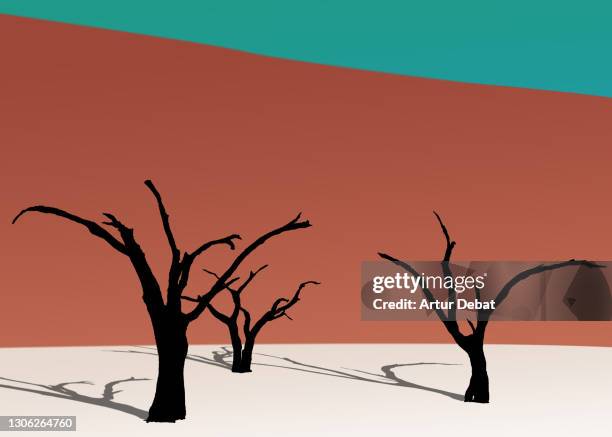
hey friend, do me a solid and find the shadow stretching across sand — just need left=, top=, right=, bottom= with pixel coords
left=256, top=353, right=464, bottom=401
left=0, top=376, right=149, bottom=420
left=110, top=346, right=463, bottom=402
left=108, top=345, right=234, bottom=370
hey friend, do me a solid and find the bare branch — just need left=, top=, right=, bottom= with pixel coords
left=270, top=297, right=290, bottom=316
left=13, top=206, right=127, bottom=254
left=236, top=265, right=268, bottom=294
left=216, top=213, right=309, bottom=289
left=180, top=295, right=200, bottom=303
left=181, top=276, right=241, bottom=302
left=180, top=276, right=241, bottom=320
left=433, top=211, right=458, bottom=320
left=13, top=206, right=165, bottom=312
left=100, top=212, right=165, bottom=312
left=202, top=269, right=240, bottom=292
left=250, top=281, right=319, bottom=335
left=201, top=265, right=266, bottom=298
left=221, top=276, right=243, bottom=289
left=273, top=281, right=319, bottom=316
left=378, top=252, right=447, bottom=321
left=207, top=302, right=232, bottom=325
left=190, top=234, right=242, bottom=260
left=177, top=234, right=242, bottom=293
left=185, top=213, right=311, bottom=322
left=101, top=213, right=132, bottom=235
left=144, top=180, right=182, bottom=301
left=144, top=180, right=180, bottom=264
left=492, top=260, right=605, bottom=310
left=144, top=180, right=241, bottom=304
left=433, top=211, right=456, bottom=262
left=201, top=268, right=222, bottom=280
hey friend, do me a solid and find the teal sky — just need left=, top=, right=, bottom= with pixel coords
left=1, top=0, right=610, bottom=97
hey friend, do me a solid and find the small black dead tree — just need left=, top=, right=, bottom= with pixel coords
left=185, top=264, right=318, bottom=372
left=12, top=180, right=310, bottom=422
left=378, top=211, right=601, bottom=403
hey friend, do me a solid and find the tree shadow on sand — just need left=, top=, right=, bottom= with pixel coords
left=109, top=346, right=234, bottom=371
left=255, top=353, right=464, bottom=401
left=110, top=346, right=463, bottom=402
left=0, top=376, right=149, bottom=420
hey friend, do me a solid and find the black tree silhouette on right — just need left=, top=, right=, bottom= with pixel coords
left=188, top=267, right=319, bottom=373
left=378, top=211, right=603, bottom=403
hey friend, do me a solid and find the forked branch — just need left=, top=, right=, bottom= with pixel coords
left=249, top=281, right=320, bottom=337
left=176, top=234, right=242, bottom=293
left=184, top=214, right=311, bottom=322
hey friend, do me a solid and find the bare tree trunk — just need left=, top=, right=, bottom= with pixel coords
left=463, top=340, right=489, bottom=403
left=237, top=336, right=255, bottom=373
left=229, top=325, right=243, bottom=373
left=146, top=313, right=189, bottom=422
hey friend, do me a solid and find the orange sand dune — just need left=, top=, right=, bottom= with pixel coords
left=1, top=15, right=611, bottom=347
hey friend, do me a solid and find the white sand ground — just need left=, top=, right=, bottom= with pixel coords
left=0, top=344, right=610, bottom=436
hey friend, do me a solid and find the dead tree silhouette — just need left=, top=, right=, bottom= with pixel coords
left=188, top=267, right=319, bottom=372
left=378, top=211, right=602, bottom=403
left=0, top=376, right=149, bottom=419
left=12, top=180, right=310, bottom=422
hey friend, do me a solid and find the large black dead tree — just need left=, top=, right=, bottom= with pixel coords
left=12, top=180, right=310, bottom=422
left=185, top=264, right=318, bottom=373
left=379, top=211, right=601, bottom=403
